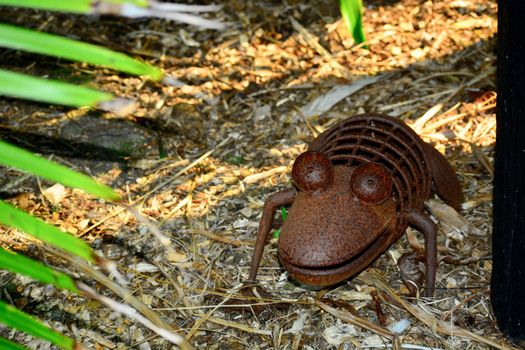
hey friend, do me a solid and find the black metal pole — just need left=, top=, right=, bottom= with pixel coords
left=491, top=1, right=525, bottom=347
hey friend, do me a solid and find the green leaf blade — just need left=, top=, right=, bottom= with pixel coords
left=0, top=0, right=91, bottom=13
left=0, top=247, right=79, bottom=293
left=272, top=207, right=287, bottom=238
left=0, top=337, right=30, bottom=350
left=0, top=24, right=163, bottom=80
left=0, top=69, right=114, bottom=108
left=340, top=0, right=366, bottom=45
left=0, top=141, right=120, bottom=201
left=0, top=201, right=95, bottom=262
left=108, top=0, right=148, bottom=6
left=0, top=0, right=149, bottom=12
left=0, top=301, right=76, bottom=350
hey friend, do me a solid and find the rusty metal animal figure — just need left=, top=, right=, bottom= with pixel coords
left=247, top=113, right=463, bottom=296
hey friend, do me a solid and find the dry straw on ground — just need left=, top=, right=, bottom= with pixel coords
left=0, top=0, right=510, bottom=349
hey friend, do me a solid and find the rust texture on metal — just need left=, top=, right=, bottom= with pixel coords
left=291, top=151, right=334, bottom=193
left=247, top=113, right=464, bottom=296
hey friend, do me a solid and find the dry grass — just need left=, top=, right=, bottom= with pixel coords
left=0, top=0, right=510, bottom=348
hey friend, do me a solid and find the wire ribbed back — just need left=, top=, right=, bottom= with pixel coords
left=308, top=114, right=431, bottom=213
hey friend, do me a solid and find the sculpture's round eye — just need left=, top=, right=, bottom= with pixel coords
left=292, top=151, right=334, bottom=193
left=351, top=162, right=393, bottom=205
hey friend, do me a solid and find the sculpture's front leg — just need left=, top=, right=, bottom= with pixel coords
left=247, top=189, right=296, bottom=283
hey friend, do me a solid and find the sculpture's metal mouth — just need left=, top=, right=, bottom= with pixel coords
left=279, top=224, right=395, bottom=287
left=279, top=218, right=394, bottom=268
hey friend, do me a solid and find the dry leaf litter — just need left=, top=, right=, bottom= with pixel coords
left=0, top=0, right=510, bottom=349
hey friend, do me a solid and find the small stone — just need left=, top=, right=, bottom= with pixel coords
left=43, top=184, right=67, bottom=206
left=60, top=114, right=154, bottom=158
left=446, top=277, right=458, bottom=288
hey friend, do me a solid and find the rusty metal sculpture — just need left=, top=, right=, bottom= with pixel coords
left=247, top=113, right=463, bottom=296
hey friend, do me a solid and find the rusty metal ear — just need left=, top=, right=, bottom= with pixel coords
left=292, top=151, right=334, bottom=193
left=351, top=162, right=393, bottom=205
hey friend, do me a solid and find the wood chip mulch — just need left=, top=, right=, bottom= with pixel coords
left=1, top=0, right=511, bottom=349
